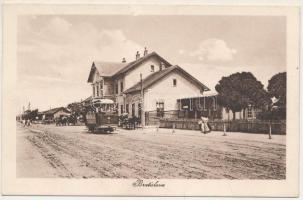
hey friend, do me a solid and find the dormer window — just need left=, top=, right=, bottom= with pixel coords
left=151, top=65, right=155, bottom=72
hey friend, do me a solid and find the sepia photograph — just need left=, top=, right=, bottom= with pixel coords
left=2, top=3, right=300, bottom=197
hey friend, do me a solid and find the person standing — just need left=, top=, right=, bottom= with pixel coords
left=198, top=115, right=210, bottom=134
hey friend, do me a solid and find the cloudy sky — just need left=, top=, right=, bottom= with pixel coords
left=17, top=15, right=286, bottom=111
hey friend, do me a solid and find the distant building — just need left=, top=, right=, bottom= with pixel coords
left=38, top=107, right=71, bottom=120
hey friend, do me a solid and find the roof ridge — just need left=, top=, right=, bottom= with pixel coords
left=93, top=51, right=157, bottom=66
left=112, top=51, right=172, bottom=77
left=87, top=51, right=172, bottom=82
left=93, top=61, right=129, bottom=64
left=123, top=66, right=177, bottom=93
left=123, top=65, right=209, bottom=94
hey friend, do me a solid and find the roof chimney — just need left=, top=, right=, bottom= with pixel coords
left=135, top=51, right=140, bottom=60
left=122, top=57, right=126, bottom=63
left=143, top=47, right=148, bottom=56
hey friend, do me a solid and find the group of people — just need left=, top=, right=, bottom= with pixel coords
left=21, top=119, right=31, bottom=127
left=55, top=115, right=79, bottom=126
left=198, top=116, right=212, bottom=134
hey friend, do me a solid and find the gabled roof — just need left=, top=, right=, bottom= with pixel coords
left=123, top=65, right=210, bottom=94
left=112, top=51, right=172, bottom=78
left=41, top=107, right=71, bottom=115
left=81, top=96, right=92, bottom=103
left=87, top=62, right=128, bottom=82
left=87, top=51, right=172, bottom=83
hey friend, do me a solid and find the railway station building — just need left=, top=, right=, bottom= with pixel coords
left=87, top=48, right=259, bottom=124
left=87, top=49, right=210, bottom=121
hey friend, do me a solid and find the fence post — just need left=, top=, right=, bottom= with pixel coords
left=172, top=122, right=175, bottom=133
left=223, top=122, right=227, bottom=136
left=269, top=123, right=272, bottom=139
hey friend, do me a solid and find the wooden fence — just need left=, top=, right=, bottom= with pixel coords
left=159, top=118, right=286, bottom=135
left=145, top=111, right=178, bottom=126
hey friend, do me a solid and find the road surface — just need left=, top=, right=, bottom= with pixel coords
left=17, top=123, right=286, bottom=179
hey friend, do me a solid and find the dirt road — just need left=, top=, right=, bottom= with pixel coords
left=17, top=123, right=286, bottom=179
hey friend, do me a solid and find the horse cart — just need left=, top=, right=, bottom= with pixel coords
left=85, top=98, right=118, bottom=133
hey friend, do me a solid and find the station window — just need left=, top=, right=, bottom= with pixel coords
left=120, top=105, right=123, bottom=114
left=138, top=103, right=142, bottom=119
left=100, top=80, right=103, bottom=89
left=96, top=84, right=99, bottom=97
left=156, top=101, right=164, bottom=117
left=120, top=81, right=124, bottom=93
left=132, top=103, right=135, bottom=117
left=173, top=79, right=177, bottom=87
left=115, top=83, right=118, bottom=94
left=92, top=84, right=95, bottom=97
left=99, top=82, right=103, bottom=97
left=126, top=104, right=129, bottom=113
left=151, top=65, right=155, bottom=72
left=247, top=106, right=253, bottom=118
left=160, top=62, right=164, bottom=71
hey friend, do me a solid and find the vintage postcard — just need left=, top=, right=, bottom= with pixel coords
left=1, top=3, right=300, bottom=197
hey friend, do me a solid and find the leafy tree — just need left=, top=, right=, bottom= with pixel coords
left=267, top=72, right=286, bottom=108
left=266, top=72, right=286, bottom=119
left=215, top=72, right=271, bottom=120
left=22, top=109, right=38, bottom=120
left=67, top=102, right=86, bottom=117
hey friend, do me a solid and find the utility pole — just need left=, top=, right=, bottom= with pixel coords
left=28, top=102, right=31, bottom=111
left=140, top=73, right=145, bottom=128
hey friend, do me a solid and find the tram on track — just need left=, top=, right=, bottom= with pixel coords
left=85, top=98, right=118, bottom=133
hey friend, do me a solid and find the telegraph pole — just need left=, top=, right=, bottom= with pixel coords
left=28, top=102, right=31, bottom=111
left=140, top=73, right=145, bottom=128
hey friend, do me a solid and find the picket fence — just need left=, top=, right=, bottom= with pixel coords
left=159, top=118, right=286, bottom=135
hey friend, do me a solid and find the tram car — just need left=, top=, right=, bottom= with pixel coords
left=85, top=98, right=119, bottom=133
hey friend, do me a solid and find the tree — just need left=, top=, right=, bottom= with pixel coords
left=267, top=72, right=286, bottom=108
left=267, top=72, right=286, bottom=119
left=215, top=72, right=271, bottom=120
left=67, top=102, right=86, bottom=117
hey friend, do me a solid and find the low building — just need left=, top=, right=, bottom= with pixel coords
left=39, top=107, right=71, bottom=121
left=178, top=93, right=259, bottom=121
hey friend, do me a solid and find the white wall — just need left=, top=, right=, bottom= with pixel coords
left=124, top=56, right=167, bottom=91
left=143, top=71, right=202, bottom=112
left=103, top=78, right=113, bottom=97
left=222, top=109, right=243, bottom=120
left=53, top=110, right=70, bottom=118
left=91, top=70, right=104, bottom=98
left=221, top=108, right=257, bottom=120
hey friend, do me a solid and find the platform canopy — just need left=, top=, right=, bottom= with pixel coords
left=92, top=98, right=115, bottom=104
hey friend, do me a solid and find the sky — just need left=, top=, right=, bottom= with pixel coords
left=17, top=15, right=286, bottom=112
